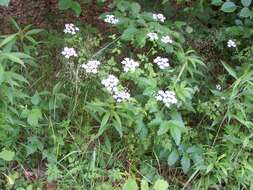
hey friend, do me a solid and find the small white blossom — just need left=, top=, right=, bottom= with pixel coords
left=161, top=35, right=173, bottom=44
left=81, top=60, right=101, bottom=74
left=101, top=75, right=119, bottom=93
left=104, top=15, right=119, bottom=25
left=156, top=90, right=177, bottom=108
left=216, top=84, right=222, bottom=91
left=121, top=58, right=139, bottom=72
left=61, top=47, right=77, bottom=59
left=64, top=23, right=79, bottom=35
left=227, top=39, right=236, bottom=48
left=153, top=56, right=170, bottom=69
left=153, top=13, right=166, bottom=23
left=113, top=90, right=130, bottom=102
left=147, top=32, right=158, bottom=41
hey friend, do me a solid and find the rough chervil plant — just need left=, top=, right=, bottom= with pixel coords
left=161, top=35, right=173, bottom=44
left=121, top=58, right=139, bottom=72
left=227, top=39, right=236, bottom=48
left=64, top=23, right=79, bottom=35
left=153, top=13, right=166, bottom=22
left=104, top=15, right=119, bottom=25
left=156, top=90, right=178, bottom=108
left=61, top=47, right=77, bottom=59
left=147, top=32, right=159, bottom=41
left=81, top=60, right=101, bottom=74
left=153, top=56, right=170, bottom=69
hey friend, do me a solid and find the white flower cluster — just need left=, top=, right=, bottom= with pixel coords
left=153, top=13, right=166, bottom=23
left=113, top=89, right=131, bottom=102
left=104, top=15, right=119, bottom=25
left=161, top=35, right=173, bottom=44
left=101, top=75, right=119, bottom=93
left=147, top=32, right=158, bottom=41
left=64, top=23, right=79, bottom=35
left=101, top=75, right=130, bottom=102
left=81, top=60, right=101, bottom=74
left=61, top=47, right=77, bottom=59
left=121, top=58, right=139, bottom=72
left=153, top=56, right=170, bottom=69
left=156, top=90, right=178, bottom=108
left=216, top=84, right=221, bottom=91
left=227, top=39, right=236, bottom=48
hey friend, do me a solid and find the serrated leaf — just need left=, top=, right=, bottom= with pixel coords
left=221, top=2, right=237, bottom=13
left=123, top=178, right=138, bottom=190
left=153, top=179, right=169, bottom=190
left=0, top=149, right=15, bottom=161
left=170, top=124, right=181, bottom=146
left=121, top=27, right=138, bottom=41
left=181, top=155, right=191, bottom=173
left=167, top=150, right=179, bottom=166
left=157, top=122, right=169, bottom=136
left=239, top=7, right=251, bottom=18
left=241, top=0, right=252, bottom=7
left=27, top=108, right=42, bottom=126
left=71, top=1, right=81, bottom=16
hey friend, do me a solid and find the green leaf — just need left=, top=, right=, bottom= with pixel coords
left=170, top=123, right=182, bottom=146
left=157, top=122, right=169, bottom=135
left=0, top=0, right=11, bottom=6
left=130, top=2, right=141, bottom=14
left=153, top=179, right=169, bottom=190
left=31, top=92, right=41, bottom=105
left=0, top=34, right=17, bottom=48
left=211, top=0, right=223, bottom=6
left=98, top=113, right=110, bottom=135
left=59, top=0, right=72, bottom=10
left=141, top=179, right=149, bottom=190
left=71, top=1, right=81, bottom=16
left=221, top=2, right=237, bottom=13
left=135, top=29, right=147, bottom=48
left=239, top=7, right=251, bottom=18
left=0, top=149, right=15, bottom=161
left=241, top=0, right=252, bottom=7
left=123, top=178, right=138, bottom=190
left=121, top=27, right=138, bottom=41
left=167, top=150, right=179, bottom=166
left=181, top=155, right=191, bottom=173
left=222, top=61, right=237, bottom=79
left=27, top=108, right=42, bottom=126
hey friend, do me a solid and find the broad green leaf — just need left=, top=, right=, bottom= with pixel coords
left=121, top=27, right=138, bottom=41
left=222, top=61, right=237, bottom=79
left=221, top=2, right=237, bottom=13
left=98, top=112, right=110, bottom=135
left=153, top=179, right=169, bottom=190
left=211, top=0, right=223, bottom=6
left=123, top=178, right=138, bottom=190
left=135, top=29, right=147, bottom=48
left=167, top=150, right=179, bottom=166
left=241, top=0, right=252, bottom=7
left=130, top=2, right=141, bottom=14
left=0, top=0, right=10, bottom=6
left=239, top=7, right=251, bottom=18
left=141, top=179, right=149, bottom=190
left=27, top=108, right=42, bottom=126
left=71, top=1, right=81, bottom=16
left=170, top=124, right=182, bottom=146
left=181, top=155, right=191, bottom=173
left=0, top=149, right=15, bottom=161
left=157, top=122, right=169, bottom=135
left=31, top=92, right=41, bottom=105
left=59, top=0, right=72, bottom=10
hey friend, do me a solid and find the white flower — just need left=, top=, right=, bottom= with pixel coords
left=64, top=23, right=79, bottom=35
left=101, top=75, right=119, bottom=93
left=156, top=90, right=177, bottom=108
left=147, top=32, right=158, bottom=41
left=113, top=90, right=130, bottom=102
left=216, top=84, right=222, bottom=91
left=121, top=58, right=139, bottom=72
left=161, top=36, right=173, bottom=44
left=153, top=56, right=170, bottom=69
left=153, top=13, right=166, bottom=23
left=104, top=15, right=119, bottom=25
left=227, top=39, right=236, bottom=48
left=81, top=60, right=101, bottom=74
left=61, top=47, right=77, bottom=59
